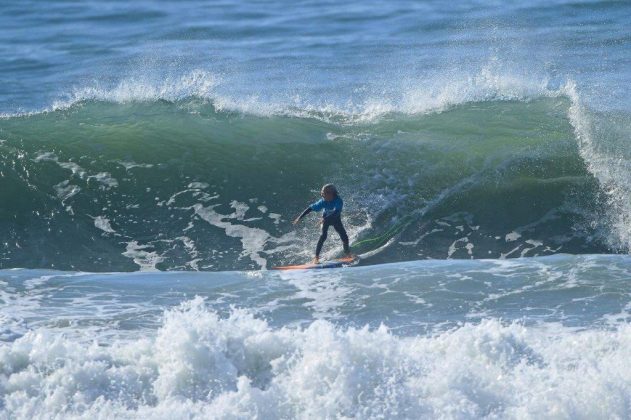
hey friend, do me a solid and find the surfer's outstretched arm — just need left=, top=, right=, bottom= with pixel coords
left=293, top=198, right=325, bottom=224
left=293, top=207, right=312, bottom=225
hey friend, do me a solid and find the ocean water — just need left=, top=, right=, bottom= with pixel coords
left=1, top=0, right=631, bottom=418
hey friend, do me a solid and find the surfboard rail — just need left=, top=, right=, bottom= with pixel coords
left=273, top=256, right=357, bottom=270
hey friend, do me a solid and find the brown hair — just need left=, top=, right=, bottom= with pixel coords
left=321, top=184, right=338, bottom=197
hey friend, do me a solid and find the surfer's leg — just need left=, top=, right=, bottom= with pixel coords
left=332, top=219, right=351, bottom=254
left=315, top=221, right=330, bottom=257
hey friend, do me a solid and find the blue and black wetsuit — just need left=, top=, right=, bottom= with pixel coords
left=297, top=196, right=350, bottom=257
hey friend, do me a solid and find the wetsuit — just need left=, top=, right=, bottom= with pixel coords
left=297, top=196, right=350, bottom=257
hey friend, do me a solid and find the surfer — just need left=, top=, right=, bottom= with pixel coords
left=293, top=184, right=351, bottom=263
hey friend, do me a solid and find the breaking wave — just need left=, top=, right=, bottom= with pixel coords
left=0, top=70, right=625, bottom=271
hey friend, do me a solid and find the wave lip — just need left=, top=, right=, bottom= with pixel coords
left=51, top=69, right=219, bottom=110
left=6, top=65, right=570, bottom=124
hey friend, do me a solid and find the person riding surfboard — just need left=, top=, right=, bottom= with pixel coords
left=293, top=184, right=352, bottom=264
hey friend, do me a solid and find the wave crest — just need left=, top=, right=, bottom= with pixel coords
left=38, top=66, right=571, bottom=124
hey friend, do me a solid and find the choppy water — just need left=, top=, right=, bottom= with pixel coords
left=1, top=0, right=631, bottom=418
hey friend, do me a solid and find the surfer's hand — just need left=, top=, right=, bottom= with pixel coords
left=292, top=217, right=300, bottom=225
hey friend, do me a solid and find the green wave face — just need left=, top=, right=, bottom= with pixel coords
left=0, top=97, right=607, bottom=271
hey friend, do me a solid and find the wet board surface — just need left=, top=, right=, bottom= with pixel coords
left=273, top=256, right=358, bottom=270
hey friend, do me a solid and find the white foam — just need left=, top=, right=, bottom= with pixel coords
left=268, top=213, right=282, bottom=225
left=10, top=61, right=569, bottom=126
left=566, top=80, right=631, bottom=251
left=392, top=64, right=553, bottom=118
left=505, top=231, right=522, bottom=242
left=279, top=270, right=353, bottom=320
left=176, top=236, right=200, bottom=271
left=448, top=237, right=474, bottom=258
left=53, top=69, right=218, bottom=108
left=192, top=203, right=270, bottom=269
left=1, top=298, right=630, bottom=419
left=187, top=182, right=209, bottom=190
left=122, top=241, right=164, bottom=271
left=53, top=180, right=81, bottom=202
left=34, top=152, right=87, bottom=179
left=92, top=216, right=116, bottom=234
left=88, top=172, right=119, bottom=189
left=116, top=160, right=154, bottom=170
left=34, top=152, right=118, bottom=190
left=166, top=184, right=216, bottom=206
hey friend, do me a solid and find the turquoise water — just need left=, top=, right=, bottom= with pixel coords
left=1, top=0, right=631, bottom=418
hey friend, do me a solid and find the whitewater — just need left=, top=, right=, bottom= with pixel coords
left=1, top=0, right=631, bottom=418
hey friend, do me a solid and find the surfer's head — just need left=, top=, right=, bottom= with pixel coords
left=320, top=184, right=338, bottom=201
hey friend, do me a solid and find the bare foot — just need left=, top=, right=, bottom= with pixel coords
left=311, top=257, right=320, bottom=264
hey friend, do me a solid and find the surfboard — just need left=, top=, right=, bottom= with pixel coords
left=273, top=256, right=358, bottom=270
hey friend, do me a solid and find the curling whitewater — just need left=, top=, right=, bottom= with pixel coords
left=2, top=254, right=631, bottom=419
